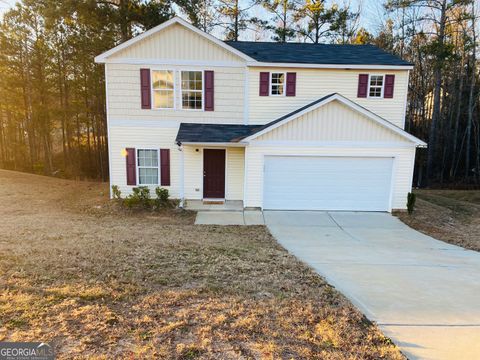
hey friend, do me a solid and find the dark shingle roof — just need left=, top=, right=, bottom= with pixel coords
left=225, top=41, right=411, bottom=66
left=175, top=93, right=425, bottom=145
left=176, top=123, right=263, bottom=143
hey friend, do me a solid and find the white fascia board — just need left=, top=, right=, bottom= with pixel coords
left=180, top=142, right=247, bottom=147
left=246, top=61, right=413, bottom=70
left=102, top=58, right=245, bottom=67
left=243, top=93, right=427, bottom=146
left=246, top=140, right=417, bottom=148
left=95, top=17, right=255, bottom=63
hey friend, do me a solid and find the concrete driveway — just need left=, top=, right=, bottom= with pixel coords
left=264, top=211, right=480, bottom=360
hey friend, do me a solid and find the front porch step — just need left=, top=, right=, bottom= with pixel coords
left=185, top=200, right=243, bottom=211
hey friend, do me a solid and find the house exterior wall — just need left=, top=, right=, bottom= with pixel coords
left=255, top=100, right=406, bottom=142
left=247, top=67, right=409, bottom=128
left=244, top=100, right=416, bottom=210
left=106, top=63, right=246, bottom=124
left=109, top=125, right=181, bottom=198
left=244, top=145, right=415, bottom=210
left=109, top=23, right=245, bottom=63
left=109, top=122, right=245, bottom=200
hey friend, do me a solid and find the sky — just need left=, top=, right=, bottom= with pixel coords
left=0, top=0, right=478, bottom=40
left=0, top=0, right=14, bottom=15
left=0, top=0, right=387, bottom=34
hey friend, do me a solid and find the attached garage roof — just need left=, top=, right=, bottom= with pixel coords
left=242, top=93, right=427, bottom=146
left=175, top=93, right=427, bottom=147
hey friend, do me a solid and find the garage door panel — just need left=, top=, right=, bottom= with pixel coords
left=263, top=156, right=393, bottom=211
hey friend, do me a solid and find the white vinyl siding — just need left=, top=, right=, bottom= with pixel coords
left=226, top=147, right=245, bottom=200
left=106, top=63, right=245, bottom=124
left=248, top=67, right=408, bottom=128
left=108, top=23, right=245, bottom=63
left=255, top=100, right=405, bottom=142
left=109, top=126, right=179, bottom=197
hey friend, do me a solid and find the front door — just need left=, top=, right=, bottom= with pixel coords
left=203, top=149, right=226, bottom=199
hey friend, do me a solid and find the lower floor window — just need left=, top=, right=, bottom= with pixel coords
left=137, top=149, right=159, bottom=185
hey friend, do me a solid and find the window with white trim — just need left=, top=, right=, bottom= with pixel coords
left=137, top=149, right=159, bottom=185
left=181, top=71, right=203, bottom=109
left=368, top=75, right=384, bottom=98
left=152, top=70, right=174, bottom=109
left=270, top=72, right=285, bottom=96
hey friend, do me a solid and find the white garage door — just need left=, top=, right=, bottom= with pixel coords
left=263, top=156, right=393, bottom=211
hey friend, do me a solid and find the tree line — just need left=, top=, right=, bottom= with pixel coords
left=0, top=0, right=478, bottom=186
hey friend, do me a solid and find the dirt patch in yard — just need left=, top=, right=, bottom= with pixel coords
left=0, top=170, right=403, bottom=359
left=396, top=190, right=480, bottom=252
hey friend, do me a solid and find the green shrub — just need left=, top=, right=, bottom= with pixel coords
left=123, top=186, right=152, bottom=209
left=122, top=195, right=139, bottom=209
left=407, top=192, right=416, bottom=215
left=155, top=187, right=169, bottom=203
left=111, top=185, right=122, bottom=199
left=118, top=186, right=173, bottom=211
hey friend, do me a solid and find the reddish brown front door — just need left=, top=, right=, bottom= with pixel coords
left=203, top=149, right=226, bottom=199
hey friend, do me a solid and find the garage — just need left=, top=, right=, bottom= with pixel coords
left=263, top=156, right=394, bottom=211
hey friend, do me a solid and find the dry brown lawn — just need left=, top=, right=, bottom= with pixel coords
left=396, top=189, right=480, bottom=252
left=0, top=169, right=403, bottom=359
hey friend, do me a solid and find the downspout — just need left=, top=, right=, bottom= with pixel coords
left=177, top=142, right=185, bottom=208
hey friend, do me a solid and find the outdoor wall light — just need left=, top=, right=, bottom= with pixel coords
left=121, top=148, right=128, bottom=157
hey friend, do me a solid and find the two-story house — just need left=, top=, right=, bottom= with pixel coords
left=95, top=16, right=426, bottom=212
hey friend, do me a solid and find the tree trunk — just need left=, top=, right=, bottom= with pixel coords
left=426, top=0, right=447, bottom=184
left=466, top=1, right=476, bottom=181
left=450, top=73, right=463, bottom=178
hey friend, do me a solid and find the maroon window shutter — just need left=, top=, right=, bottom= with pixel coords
left=126, top=148, right=136, bottom=185
left=259, top=72, right=270, bottom=96
left=204, top=70, right=214, bottom=111
left=384, top=74, right=395, bottom=98
left=160, top=149, right=170, bottom=186
left=140, top=68, right=151, bottom=109
left=357, top=74, right=369, bottom=98
left=286, top=72, right=296, bottom=96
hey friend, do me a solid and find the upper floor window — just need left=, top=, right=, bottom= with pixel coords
left=270, top=72, right=285, bottom=96
left=181, top=71, right=203, bottom=110
left=137, top=149, right=159, bottom=185
left=368, top=75, right=384, bottom=98
left=152, top=70, right=174, bottom=109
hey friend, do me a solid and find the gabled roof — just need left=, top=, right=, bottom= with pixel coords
left=174, top=94, right=426, bottom=146
left=95, top=17, right=412, bottom=69
left=241, top=93, right=427, bottom=146
left=176, top=123, right=262, bottom=144
left=94, top=17, right=254, bottom=63
left=226, top=42, right=412, bottom=67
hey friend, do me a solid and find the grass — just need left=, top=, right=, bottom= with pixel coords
left=396, top=189, right=480, bottom=252
left=0, top=169, right=403, bottom=359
